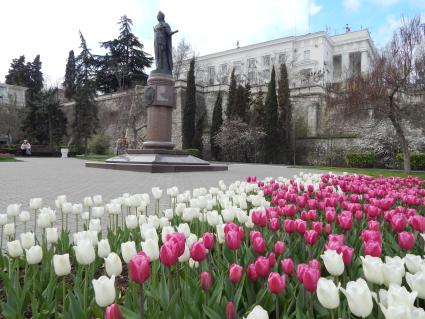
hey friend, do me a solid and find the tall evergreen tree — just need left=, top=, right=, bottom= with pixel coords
left=210, top=91, right=223, bottom=159
left=277, top=63, right=293, bottom=163
left=97, top=15, right=153, bottom=93
left=41, top=88, right=68, bottom=149
left=226, top=68, right=237, bottom=119
left=182, top=58, right=196, bottom=149
left=63, top=50, right=77, bottom=100
left=264, top=66, right=279, bottom=163
left=72, top=32, right=98, bottom=156
left=5, top=56, right=28, bottom=87
left=251, top=87, right=266, bottom=128
left=193, top=111, right=206, bottom=154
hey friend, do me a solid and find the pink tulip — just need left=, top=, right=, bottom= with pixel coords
left=304, top=230, right=319, bottom=246
left=324, top=223, right=331, bottom=234
left=302, top=267, right=320, bottom=292
left=105, top=304, right=124, bottom=319
left=129, top=252, right=150, bottom=284
left=273, top=241, right=286, bottom=256
left=338, top=212, right=353, bottom=230
left=269, top=218, right=280, bottom=232
left=268, top=272, right=286, bottom=294
left=167, top=233, right=186, bottom=257
left=296, top=263, right=308, bottom=282
left=226, top=301, right=236, bottom=319
left=202, top=232, right=215, bottom=250
left=368, top=220, right=380, bottom=231
left=390, top=214, right=407, bottom=232
left=250, top=231, right=262, bottom=243
left=229, top=264, right=243, bottom=284
left=339, top=245, right=354, bottom=265
left=312, top=221, right=323, bottom=234
left=309, top=259, right=321, bottom=270
left=225, top=230, right=241, bottom=250
left=247, top=263, right=258, bottom=281
left=252, top=210, right=267, bottom=227
left=363, top=240, right=382, bottom=257
left=268, top=252, right=276, bottom=267
left=252, top=236, right=266, bottom=254
left=361, top=230, right=382, bottom=244
left=190, top=241, right=207, bottom=262
left=159, top=241, right=178, bottom=266
left=295, top=219, right=307, bottom=234
left=398, top=231, right=415, bottom=251
left=200, top=271, right=212, bottom=291
left=409, top=215, right=425, bottom=232
left=281, top=258, right=294, bottom=275
left=255, top=256, right=270, bottom=278
left=284, top=219, right=296, bottom=233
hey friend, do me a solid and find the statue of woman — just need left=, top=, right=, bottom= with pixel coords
left=153, top=11, right=178, bottom=74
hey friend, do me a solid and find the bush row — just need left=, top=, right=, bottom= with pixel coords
left=345, top=152, right=425, bottom=170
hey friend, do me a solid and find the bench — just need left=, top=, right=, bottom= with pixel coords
left=14, top=144, right=60, bottom=157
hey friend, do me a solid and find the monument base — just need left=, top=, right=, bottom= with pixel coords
left=85, top=149, right=228, bottom=173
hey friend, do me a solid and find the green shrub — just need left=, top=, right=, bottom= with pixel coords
left=396, top=153, right=425, bottom=171
left=88, top=134, right=111, bottom=155
left=345, top=152, right=376, bottom=168
left=183, top=148, right=200, bottom=158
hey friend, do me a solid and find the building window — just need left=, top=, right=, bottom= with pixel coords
left=208, top=66, right=215, bottom=85
left=304, top=50, right=310, bottom=61
left=220, top=64, right=227, bottom=74
left=263, top=69, right=270, bottom=81
left=262, top=55, right=270, bottom=67
left=332, top=55, right=342, bottom=81
left=349, top=52, right=361, bottom=77
left=278, top=53, right=286, bottom=64
left=248, top=58, right=256, bottom=68
left=248, top=70, right=256, bottom=83
left=300, top=68, right=312, bottom=85
left=233, top=61, right=241, bottom=74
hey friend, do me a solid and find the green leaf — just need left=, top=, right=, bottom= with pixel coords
left=203, top=304, right=222, bottom=319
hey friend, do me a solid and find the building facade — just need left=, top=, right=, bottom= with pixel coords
left=0, top=83, right=27, bottom=144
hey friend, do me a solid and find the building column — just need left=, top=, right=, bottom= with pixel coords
left=341, top=53, right=349, bottom=79
left=361, top=51, right=368, bottom=73
left=307, top=103, right=318, bottom=137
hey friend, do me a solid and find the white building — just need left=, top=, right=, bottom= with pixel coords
left=0, top=82, right=27, bottom=108
left=191, top=29, right=376, bottom=87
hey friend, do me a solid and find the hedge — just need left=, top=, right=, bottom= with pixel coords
left=396, top=153, right=425, bottom=171
left=345, top=152, right=376, bottom=168
left=183, top=148, right=200, bottom=158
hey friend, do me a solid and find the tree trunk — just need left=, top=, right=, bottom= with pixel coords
left=84, top=137, right=88, bottom=159
left=388, top=108, right=411, bottom=173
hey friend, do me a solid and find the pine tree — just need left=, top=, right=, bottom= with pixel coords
left=63, top=50, right=77, bottom=100
left=41, top=88, right=67, bottom=149
left=226, top=68, right=237, bottom=119
left=251, top=87, right=266, bottom=128
left=97, top=15, right=153, bottom=93
left=277, top=63, right=293, bottom=163
left=210, top=91, right=223, bottom=159
left=72, top=32, right=98, bottom=156
left=5, top=56, right=28, bottom=87
left=182, top=58, right=196, bottom=149
left=193, top=111, right=206, bottom=154
left=264, top=66, right=279, bottom=163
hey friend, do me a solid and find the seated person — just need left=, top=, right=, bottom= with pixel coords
left=20, top=139, right=31, bottom=156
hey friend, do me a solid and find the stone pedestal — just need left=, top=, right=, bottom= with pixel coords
left=86, top=71, right=228, bottom=173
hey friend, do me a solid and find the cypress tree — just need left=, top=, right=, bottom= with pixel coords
left=210, top=91, right=223, bottom=159
left=251, top=87, right=266, bottom=128
left=5, top=56, right=28, bottom=87
left=193, top=111, right=205, bottom=154
left=277, top=63, right=293, bottom=163
left=182, top=58, right=196, bottom=149
left=264, top=66, right=279, bottom=163
left=226, top=68, right=237, bottom=119
left=63, top=50, right=77, bottom=100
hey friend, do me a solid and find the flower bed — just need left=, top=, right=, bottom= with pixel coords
left=0, top=173, right=424, bottom=318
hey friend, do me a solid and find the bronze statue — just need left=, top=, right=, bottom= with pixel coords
left=153, top=11, right=178, bottom=74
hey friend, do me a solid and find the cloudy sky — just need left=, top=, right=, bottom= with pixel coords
left=0, top=0, right=423, bottom=86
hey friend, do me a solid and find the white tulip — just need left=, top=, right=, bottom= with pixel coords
left=92, top=207, right=105, bottom=219
left=121, top=241, right=137, bottom=263
left=405, top=254, right=424, bottom=274
left=321, top=250, right=345, bottom=276
left=340, top=278, right=373, bottom=318
left=361, top=255, right=384, bottom=285
left=98, top=239, right=111, bottom=258
left=73, top=230, right=98, bottom=246
left=178, top=244, right=190, bottom=262
left=380, top=304, right=413, bottom=319
left=216, top=224, right=225, bottom=244
left=72, top=204, right=83, bottom=215
left=106, top=203, right=121, bottom=215
left=245, top=305, right=269, bottom=319
left=4, top=223, right=15, bottom=236
left=161, top=226, right=175, bottom=243
left=317, top=278, right=340, bottom=309
left=89, top=219, right=102, bottom=233
left=406, top=270, right=425, bottom=299
left=56, top=195, right=67, bottom=205
left=186, top=233, right=198, bottom=248
left=105, top=253, right=122, bottom=277
left=92, top=275, right=116, bottom=307
left=7, top=203, right=21, bottom=217
left=175, top=203, right=186, bottom=216
left=189, top=258, right=199, bottom=268
left=152, top=187, right=163, bottom=200
left=62, top=202, right=73, bottom=214
left=141, top=239, right=159, bottom=261
left=7, top=240, right=23, bottom=257
left=0, top=214, right=8, bottom=226
left=19, top=210, right=31, bottom=222
left=206, top=211, right=220, bottom=226
left=382, top=256, right=405, bottom=287
left=84, top=196, right=94, bottom=207
left=20, top=232, right=35, bottom=249
left=74, top=240, right=95, bottom=265
left=412, top=307, right=425, bottom=319
left=26, top=245, right=42, bottom=264
left=159, top=217, right=169, bottom=228
left=143, top=227, right=159, bottom=242
left=164, top=209, right=174, bottom=220
left=167, top=186, right=179, bottom=197
left=236, top=209, right=249, bottom=224
left=29, top=198, right=42, bottom=210
left=81, top=212, right=90, bottom=220
left=148, top=215, right=160, bottom=229
left=222, top=208, right=235, bottom=222
left=37, top=212, right=51, bottom=229
left=46, top=227, right=59, bottom=244
left=386, top=284, right=417, bottom=310
left=139, top=214, right=148, bottom=225
left=125, top=215, right=138, bottom=229
left=177, top=223, right=191, bottom=238
left=93, top=195, right=103, bottom=206
left=53, top=254, right=71, bottom=276
left=182, top=208, right=194, bottom=222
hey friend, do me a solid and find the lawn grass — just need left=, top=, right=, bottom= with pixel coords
left=297, top=166, right=425, bottom=179
left=0, top=157, right=18, bottom=162
left=75, top=154, right=114, bottom=161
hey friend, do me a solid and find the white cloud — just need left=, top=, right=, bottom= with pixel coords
left=370, top=0, right=399, bottom=6
left=0, top=0, right=145, bottom=87
left=343, top=0, right=361, bottom=11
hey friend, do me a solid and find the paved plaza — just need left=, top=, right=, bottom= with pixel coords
left=0, top=157, right=321, bottom=212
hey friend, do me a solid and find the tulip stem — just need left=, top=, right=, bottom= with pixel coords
left=83, top=266, right=88, bottom=311
left=140, top=286, right=144, bottom=319
left=76, top=214, right=78, bottom=233
left=0, top=226, right=3, bottom=255
left=275, top=295, right=279, bottom=319
left=62, top=277, right=66, bottom=311
left=61, top=208, right=64, bottom=232
left=33, top=209, right=37, bottom=240
left=168, top=267, right=172, bottom=303
left=66, top=214, right=68, bottom=232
